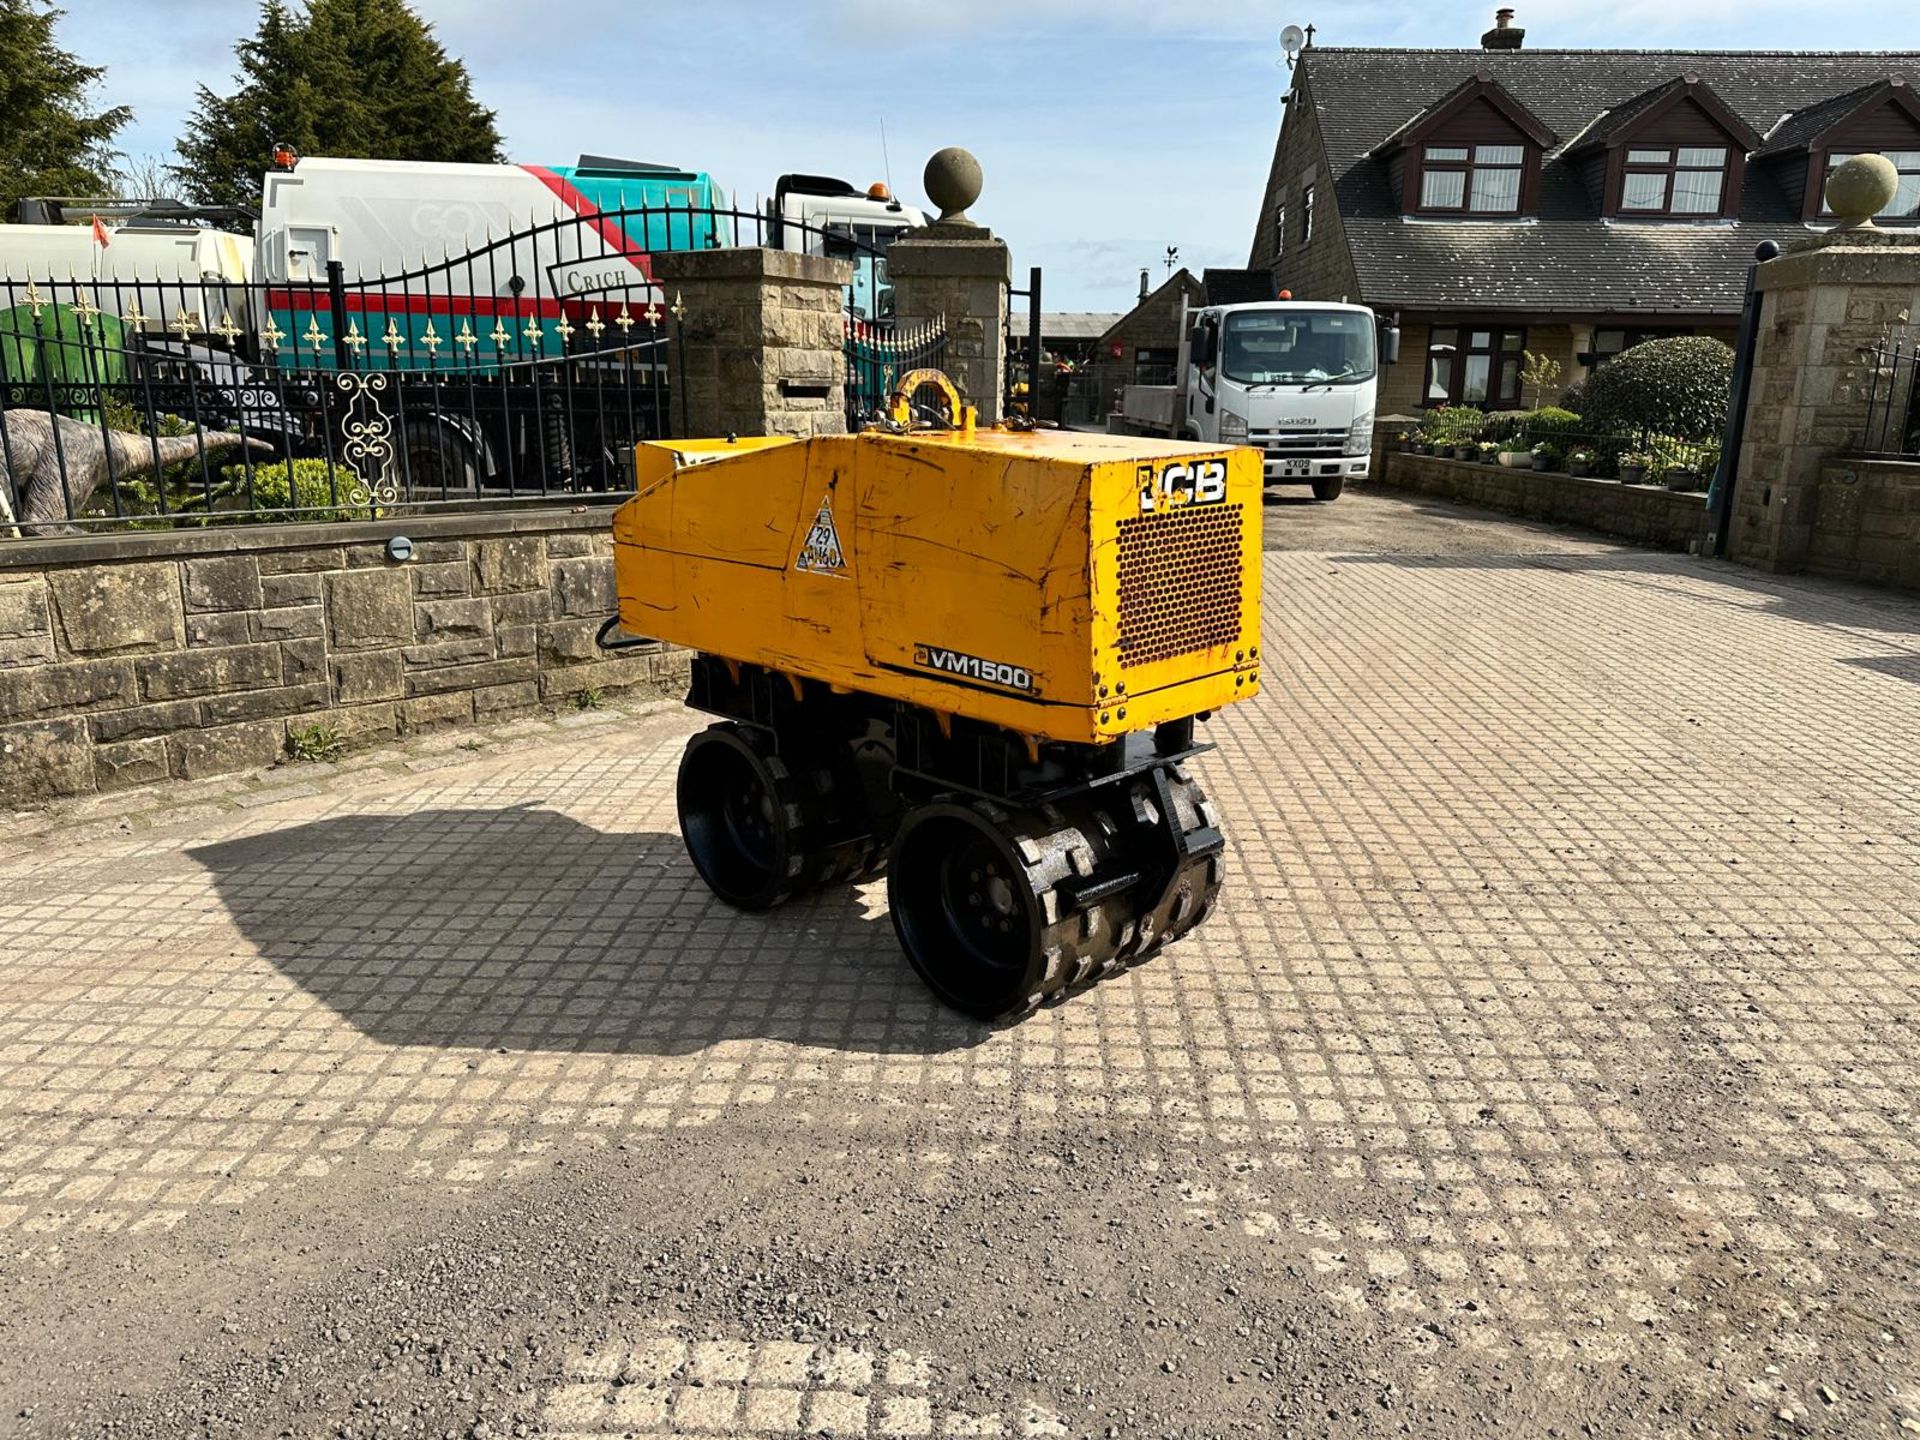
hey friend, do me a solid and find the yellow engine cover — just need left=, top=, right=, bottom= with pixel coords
left=612, top=427, right=1263, bottom=747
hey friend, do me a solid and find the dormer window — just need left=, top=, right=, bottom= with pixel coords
left=1565, top=75, right=1759, bottom=221
left=1819, top=150, right=1920, bottom=218
left=1755, top=76, right=1920, bottom=223
left=1369, top=69, right=1556, bottom=219
left=1619, top=146, right=1731, bottom=215
left=1419, top=143, right=1525, bottom=212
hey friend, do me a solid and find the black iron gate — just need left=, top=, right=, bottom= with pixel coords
left=844, top=314, right=948, bottom=428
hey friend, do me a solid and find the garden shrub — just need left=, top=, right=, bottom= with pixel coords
left=1476, top=406, right=1583, bottom=448
left=1521, top=405, right=1584, bottom=443
left=1646, top=432, right=1715, bottom=476
left=1581, top=337, right=1733, bottom=442
left=220, top=458, right=373, bottom=522
left=1418, top=405, right=1484, bottom=445
left=96, top=401, right=209, bottom=523
left=1477, top=410, right=1530, bottom=444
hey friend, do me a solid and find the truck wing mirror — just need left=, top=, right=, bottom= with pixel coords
left=1382, top=325, right=1402, bottom=366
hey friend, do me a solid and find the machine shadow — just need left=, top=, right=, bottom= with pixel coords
left=189, top=806, right=990, bottom=1057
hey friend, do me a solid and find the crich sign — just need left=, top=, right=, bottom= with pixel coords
left=546, top=254, right=656, bottom=299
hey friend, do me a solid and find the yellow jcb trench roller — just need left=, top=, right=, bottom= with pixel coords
left=609, top=375, right=1262, bottom=1019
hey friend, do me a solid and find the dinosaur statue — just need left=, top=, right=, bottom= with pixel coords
left=2, top=410, right=275, bottom=537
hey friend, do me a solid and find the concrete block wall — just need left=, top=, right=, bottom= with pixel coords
left=0, top=510, right=685, bottom=806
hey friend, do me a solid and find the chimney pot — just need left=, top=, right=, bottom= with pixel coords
left=1481, top=7, right=1525, bottom=48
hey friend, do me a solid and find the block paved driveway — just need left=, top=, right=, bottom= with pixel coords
left=2, top=488, right=1917, bottom=1438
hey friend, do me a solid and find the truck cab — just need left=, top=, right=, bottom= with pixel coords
left=767, top=175, right=928, bottom=320
left=1114, top=300, right=1391, bottom=501
left=1180, top=302, right=1384, bottom=500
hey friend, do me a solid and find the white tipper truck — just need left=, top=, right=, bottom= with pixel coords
left=1111, top=299, right=1398, bottom=501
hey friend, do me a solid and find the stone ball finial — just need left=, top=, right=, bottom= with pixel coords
left=924, top=147, right=983, bottom=226
left=1825, top=153, right=1898, bottom=229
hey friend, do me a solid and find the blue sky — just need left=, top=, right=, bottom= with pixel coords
left=64, top=0, right=1920, bottom=311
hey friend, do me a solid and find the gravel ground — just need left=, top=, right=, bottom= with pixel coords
left=3, top=487, right=1918, bottom=1439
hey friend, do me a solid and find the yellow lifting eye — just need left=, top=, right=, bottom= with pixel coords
left=884, top=368, right=976, bottom=434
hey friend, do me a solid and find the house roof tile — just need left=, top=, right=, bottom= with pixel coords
left=1296, top=48, right=1920, bottom=314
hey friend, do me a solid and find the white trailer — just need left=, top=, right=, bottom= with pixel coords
left=0, top=220, right=255, bottom=335
left=255, top=156, right=925, bottom=318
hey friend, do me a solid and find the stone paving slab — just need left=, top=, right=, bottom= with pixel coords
left=2, top=492, right=1918, bottom=1433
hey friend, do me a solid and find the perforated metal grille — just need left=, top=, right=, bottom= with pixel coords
left=1115, top=504, right=1244, bottom=668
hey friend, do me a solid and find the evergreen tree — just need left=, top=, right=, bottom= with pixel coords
left=0, top=1, right=132, bottom=216
left=175, top=0, right=503, bottom=211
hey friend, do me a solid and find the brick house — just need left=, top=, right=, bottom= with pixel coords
left=1248, top=17, right=1920, bottom=417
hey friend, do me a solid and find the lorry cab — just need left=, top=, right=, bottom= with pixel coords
left=1182, top=301, right=1386, bottom=499
left=767, top=174, right=928, bottom=320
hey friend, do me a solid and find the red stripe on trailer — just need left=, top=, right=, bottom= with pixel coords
left=519, top=165, right=660, bottom=283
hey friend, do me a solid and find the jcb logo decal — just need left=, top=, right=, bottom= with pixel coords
left=1138, top=459, right=1228, bottom=514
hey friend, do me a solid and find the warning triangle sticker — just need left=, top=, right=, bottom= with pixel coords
left=794, top=494, right=847, bottom=576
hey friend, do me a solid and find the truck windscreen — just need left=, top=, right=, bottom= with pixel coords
left=1221, top=310, right=1375, bottom=386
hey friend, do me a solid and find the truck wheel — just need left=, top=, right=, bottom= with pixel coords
left=404, top=416, right=492, bottom=497
left=1312, top=477, right=1345, bottom=502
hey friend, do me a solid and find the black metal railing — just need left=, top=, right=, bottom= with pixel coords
left=0, top=203, right=903, bottom=537
left=1860, top=336, right=1920, bottom=457
left=1397, top=416, right=1719, bottom=486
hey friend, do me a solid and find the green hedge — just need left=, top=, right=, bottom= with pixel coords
left=1478, top=406, right=1584, bottom=447
left=1582, top=337, right=1733, bottom=442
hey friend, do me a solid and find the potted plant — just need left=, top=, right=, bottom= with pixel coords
left=1567, top=448, right=1595, bottom=477
left=1394, top=431, right=1413, bottom=453
left=1497, top=444, right=1534, bottom=469
left=1476, top=440, right=1499, bottom=465
left=1619, top=451, right=1652, bottom=484
left=1532, top=443, right=1562, bottom=473
left=1662, top=463, right=1704, bottom=493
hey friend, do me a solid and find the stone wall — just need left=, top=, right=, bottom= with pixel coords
left=655, top=248, right=853, bottom=439
left=1805, top=456, right=1920, bottom=590
left=1729, top=229, right=1920, bottom=572
left=1377, top=451, right=1710, bottom=552
left=889, top=226, right=1010, bottom=425
left=0, top=509, right=684, bottom=806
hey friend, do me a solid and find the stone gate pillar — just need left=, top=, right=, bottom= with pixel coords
left=1729, top=160, right=1920, bottom=571
left=887, top=148, right=1011, bottom=425
left=652, top=249, right=853, bottom=439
